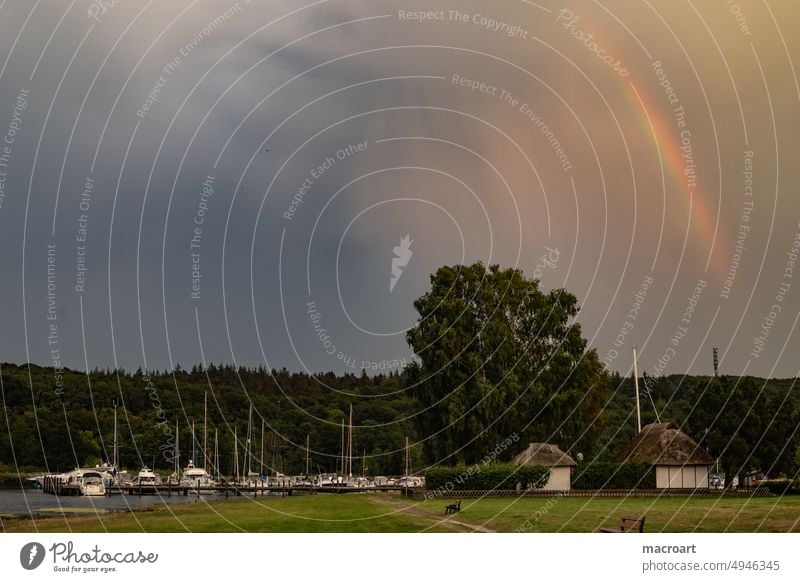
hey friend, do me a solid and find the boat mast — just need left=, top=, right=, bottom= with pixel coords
left=233, top=425, right=240, bottom=482
left=340, top=417, right=345, bottom=477
left=244, top=405, right=253, bottom=478
left=112, top=401, right=118, bottom=469
left=270, top=399, right=282, bottom=478
left=347, top=404, right=353, bottom=478
left=174, top=419, right=179, bottom=475
left=260, top=417, right=265, bottom=479
left=633, top=348, right=642, bottom=434
left=213, top=429, right=219, bottom=479
left=203, top=392, right=208, bottom=473
left=405, top=436, right=411, bottom=476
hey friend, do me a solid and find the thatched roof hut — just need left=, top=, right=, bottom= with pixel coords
left=512, top=443, right=576, bottom=489
left=616, top=422, right=714, bottom=466
left=513, top=443, right=577, bottom=467
left=616, top=422, right=714, bottom=489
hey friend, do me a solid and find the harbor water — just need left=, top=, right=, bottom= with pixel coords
left=0, top=486, right=202, bottom=519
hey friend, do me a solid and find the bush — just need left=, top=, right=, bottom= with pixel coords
left=763, top=480, right=800, bottom=495
left=572, top=461, right=655, bottom=489
left=425, top=463, right=549, bottom=492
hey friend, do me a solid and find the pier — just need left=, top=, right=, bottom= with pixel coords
left=40, top=478, right=421, bottom=497
left=42, top=475, right=82, bottom=496
left=102, top=483, right=418, bottom=497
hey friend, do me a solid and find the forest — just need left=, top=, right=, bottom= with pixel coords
left=2, top=264, right=798, bottom=483
left=1, top=362, right=797, bottom=484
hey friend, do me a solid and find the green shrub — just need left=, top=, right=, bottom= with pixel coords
left=763, top=480, right=800, bottom=495
left=572, top=461, right=655, bottom=489
left=425, top=463, right=549, bottom=493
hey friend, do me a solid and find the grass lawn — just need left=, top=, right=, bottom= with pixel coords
left=1, top=493, right=463, bottom=533
left=401, top=495, right=800, bottom=533
left=3, top=493, right=799, bottom=533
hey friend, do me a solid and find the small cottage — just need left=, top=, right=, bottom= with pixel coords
left=617, top=422, right=714, bottom=489
left=512, top=443, right=577, bottom=490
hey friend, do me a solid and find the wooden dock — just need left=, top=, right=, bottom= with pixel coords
left=40, top=473, right=422, bottom=497
left=104, top=484, right=418, bottom=497
left=42, top=475, right=82, bottom=496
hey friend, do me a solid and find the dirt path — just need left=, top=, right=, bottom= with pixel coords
left=370, top=495, right=496, bottom=533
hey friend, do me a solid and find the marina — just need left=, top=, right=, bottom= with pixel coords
left=38, top=473, right=419, bottom=497
left=27, top=398, right=423, bottom=502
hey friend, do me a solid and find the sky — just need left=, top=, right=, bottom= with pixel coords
left=0, top=0, right=799, bottom=380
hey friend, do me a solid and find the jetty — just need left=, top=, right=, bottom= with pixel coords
left=42, top=475, right=82, bottom=496
left=103, top=482, right=419, bottom=497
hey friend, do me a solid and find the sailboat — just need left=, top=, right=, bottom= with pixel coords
left=179, top=397, right=216, bottom=493
left=396, top=436, right=423, bottom=487
left=342, top=405, right=369, bottom=486
left=97, top=401, right=122, bottom=486
left=167, top=419, right=180, bottom=485
left=241, top=405, right=260, bottom=486
left=233, top=425, right=240, bottom=484
left=213, top=429, right=220, bottom=481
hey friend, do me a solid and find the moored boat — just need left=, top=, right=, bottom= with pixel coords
left=60, top=468, right=106, bottom=496
left=132, top=466, right=162, bottom=486
left=79, top=471, right=106, bottom=496
left=180, top=460, right=216, bottom=493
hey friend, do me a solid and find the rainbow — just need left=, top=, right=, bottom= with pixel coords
left=555, top=6, right=723, bottom=275
left=623, top=79, right=722, bottom=275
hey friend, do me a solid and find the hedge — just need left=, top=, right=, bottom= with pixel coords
left=425, top=463, right=549, bottom=492
left=763, top=480, right=800, bottom=495
left=572, top=461, right=655, bottom=489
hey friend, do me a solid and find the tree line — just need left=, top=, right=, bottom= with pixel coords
left=2, top=263, right=798, bottom=485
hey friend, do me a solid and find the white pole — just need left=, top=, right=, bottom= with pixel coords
left=633, top=348, right=642, bottom=433
left=340, top=417, right=345, bottom=478
left=260, top=418, right=265, bottom=480
left=174, top=419, right=179, bottom=475
left=203, top=392, right=208, bottom=473
left=112, top=402, right=118, bottom=468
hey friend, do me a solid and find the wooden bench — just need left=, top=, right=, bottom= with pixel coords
left=444, top=500, right=461, bottom=514
left=600, top=514, right=645, bottom=533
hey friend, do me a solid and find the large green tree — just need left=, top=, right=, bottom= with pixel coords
left=405, top=262, right=609, bottom=465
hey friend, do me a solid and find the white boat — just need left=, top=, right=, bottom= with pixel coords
left=68, top=469, right=106, bottom=496
left=316, top=473, right=340, bottom=487
left=180, top=460, right=216, bottom=493
left=91, top=462, right=120, bottom=487
left=396, top=475, right=424, bottom=488
left=132, top=466, right=162, bottom=486
left=116, top=470, right=132, bottom=485
left=240, top=471, right=262, bottom=487
left=291, top=475, right=312, bottom=487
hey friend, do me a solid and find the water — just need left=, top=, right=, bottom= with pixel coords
left=0, top=487, right=201, bottom=518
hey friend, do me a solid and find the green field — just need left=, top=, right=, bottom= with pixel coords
left=3, top=494, right=799, bottom=533
left=412, top=495, right=800, bottom=533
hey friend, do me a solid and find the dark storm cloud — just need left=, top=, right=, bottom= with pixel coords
left=0, top=0, right=799, bottom=379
